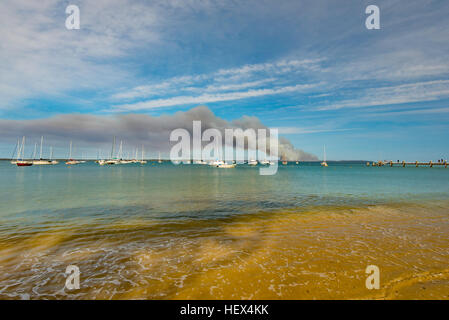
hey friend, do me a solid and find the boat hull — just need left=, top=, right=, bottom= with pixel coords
left=33, top=160, right=53, bottom=165
left=16, top=162, right=33, bottom=166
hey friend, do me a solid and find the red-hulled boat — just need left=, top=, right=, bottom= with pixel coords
left=16, top=161, right=33, bottom=167
left=14, top=137, right=33, bottom=167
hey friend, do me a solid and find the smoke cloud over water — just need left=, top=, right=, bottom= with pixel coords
left=0, top=106, right=317, bottom=160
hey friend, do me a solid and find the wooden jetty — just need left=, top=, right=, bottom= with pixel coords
left=367, top=160, right=448, bottom=168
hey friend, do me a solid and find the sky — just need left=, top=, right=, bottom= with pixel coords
left=0, top=0, right=448, bottom=160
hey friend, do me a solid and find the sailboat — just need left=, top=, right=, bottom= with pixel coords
left=248, top=159, right=258, bottom=166
left=195, top=159, right=208, bottom=164
left=16, top=136, right=33, bottom=166
left=131, top=148, right=139, bottom=163
left=49, top=146, right=59, bottom=164
left=33, top=136, right=53, bottom=165
left=158, top=152, right=162, bottom=163
left=194, top=154, right=208, bottom=165
left=139, top=145, right=147, bottom=164
left=97, top=149, right=106, bottom=165
left=10, top=138, right=20, bottom=164
left=105, top=136, right=120, bottom=165
left=209, top=159, right=225, bottom=166
left=118, top=141, right=132, bottom=164
left=66, top=141, right=80, bottom=165
left=95, top=148, right=105, bottom=165
left=217, top=162, right=236, bottom=168
left=321, top=145, right=328, bottom=167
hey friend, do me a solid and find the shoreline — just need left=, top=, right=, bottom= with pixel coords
left=1, top=200, right=448, bottom=299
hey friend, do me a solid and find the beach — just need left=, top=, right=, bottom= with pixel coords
left=0, top=161, right=448, bottom=299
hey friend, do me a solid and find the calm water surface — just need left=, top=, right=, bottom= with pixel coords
left=1, top=161, right=449, bottom=299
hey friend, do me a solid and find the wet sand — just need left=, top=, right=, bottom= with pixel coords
left=1, top=201, right=449, bottom=299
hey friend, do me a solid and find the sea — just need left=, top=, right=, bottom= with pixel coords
left=0, top=161, right=448, bottom=299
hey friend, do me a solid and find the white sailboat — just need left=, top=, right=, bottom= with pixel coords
left=118, top=141, right=132, bottom=164
left=96, top=148, right=106, bottom=165
left=33, top=136, right=53, bottom=165
left=248, top=159, right=258, bottom=166
left=66, top=141, right=80, bottom=165
left=49, top=146, right=59, bottom=164
left=158, top=152, right=162, bottom=163
left=139, top=145, right=147, bottom=164
left=105, top=136, right=120, bottom=164
left=209, top=159, right=225, bottom=166
left=194, top=155, right=208, bottom=165
left=321, top=145, right=328, bottom=167
left=10, top=138, right=20, bottom=164
left=217, top=162, right=236, bottom=168
left=131, top=148, right=139, bottom=163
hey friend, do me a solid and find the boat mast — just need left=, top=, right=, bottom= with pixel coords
left=323, top=145, right=326, bottom=162
left=32, top=142, right=38, bottom=160
left=119, top=140, right=123, bottom=160
left=50, top=146, right=53, bottom=160
left=39, top=136, right=43, bottom=160
left=21, top=136, right=26, bottom=160
left=111, top=136, right=116, bottom=160
left=17, top=137, right=24, bottom=160
left=11, top=138, right=19, bottom=160
left=69, top=141, right=73, bottom=160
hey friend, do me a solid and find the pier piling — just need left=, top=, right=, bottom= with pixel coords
left=367, top=160, right=447, bottom=168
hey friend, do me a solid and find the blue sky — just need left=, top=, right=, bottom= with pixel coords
left=1, top=0, right=449, bottom=160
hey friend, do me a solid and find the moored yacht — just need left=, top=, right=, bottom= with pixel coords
left=139, top=145, right=147, bottom=164
left=209, top=160, right=225, bottom=166
left=65, top=141, right=80, bottom=165
left=33, top=136, right=53, bottom=165
left=248, top=159, right=258, bottom=166
left=15, top=137, right=33, bottom=166
left=321, top=145, right=328, bottom=167
left=217, top=162, right=236, bottom=168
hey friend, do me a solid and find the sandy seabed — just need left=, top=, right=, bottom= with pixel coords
left=1, top=201, right=449, bottom=299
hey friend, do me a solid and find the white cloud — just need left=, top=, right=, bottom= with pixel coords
left=278, top=127, right=353, bottom=134
left=316, top=80, right=449, bottom=111
left=364, top=107, right=449, bottom=118
left=109, top=58, right=322, bottom=103
left=0, top=0, right=160, bottom=109
left=111, top=83, right=318, bottom=111
left=1, top=0, right=449, bottom=118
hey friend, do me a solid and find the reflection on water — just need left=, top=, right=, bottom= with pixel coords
left=0, top=161, right=449, bottom=299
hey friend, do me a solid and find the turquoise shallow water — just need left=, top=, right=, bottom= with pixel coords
left=1, top=160, right=449, bottom=299
left=1, top=160, right=449, bottom=227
